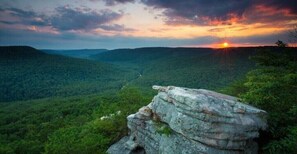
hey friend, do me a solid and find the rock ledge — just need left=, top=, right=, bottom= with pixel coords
left=108, top=86, right=267, bottom=154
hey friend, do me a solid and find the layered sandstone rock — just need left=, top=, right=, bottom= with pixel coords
left=108, top=86, right=267, bottom=154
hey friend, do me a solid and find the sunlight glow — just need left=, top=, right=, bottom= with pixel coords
left=223, top=42, right=229, bottom=48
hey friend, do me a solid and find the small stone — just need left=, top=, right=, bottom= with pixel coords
left=138, top=106, right=152, bottom=117
left=125, top=139, right=138, bottom=150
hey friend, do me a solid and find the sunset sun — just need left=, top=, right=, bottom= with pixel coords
left=223, top=42, right=229, bottom=48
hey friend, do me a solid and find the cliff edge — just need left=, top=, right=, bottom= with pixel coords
left=108, top=86, right=267, bottom=154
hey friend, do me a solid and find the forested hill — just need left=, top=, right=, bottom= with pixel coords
left=92, top=47, right=210, bottom=62
left=42, top=49, right=107, bottom=59
left=91, top=47, right=261, bottom=63
left=91, top=47, right=266, bottom=90
left=0, top=46, right=46, bottom=59
left=0, top=46, right=137, bottom=102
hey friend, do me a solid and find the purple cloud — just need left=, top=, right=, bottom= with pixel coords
left=0, top=7, right=49, bottom=26
left=0, top=6, right=125, bottom=31
left=140, top=0, right=297, bottom=26
left=50, top=6, right=122, bottom=31
left=90, top=0, right=135, bottom=6
left=98, top=24, right=135, bottom=31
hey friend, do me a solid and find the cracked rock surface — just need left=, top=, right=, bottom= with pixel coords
left=107, top=86, right=267, bottom=154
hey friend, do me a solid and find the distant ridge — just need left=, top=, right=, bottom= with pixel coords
left=0, top=46, right=46, bottom=59
left=42, top=49, right=108, bottom=59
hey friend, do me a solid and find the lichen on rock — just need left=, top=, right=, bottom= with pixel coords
left=107, top=86, right=268, bottom=154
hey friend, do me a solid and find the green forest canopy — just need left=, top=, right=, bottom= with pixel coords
left=0, top=45, right=296, bottom=153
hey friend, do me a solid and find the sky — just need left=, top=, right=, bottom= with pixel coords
left=0, top=0, right=296, bottom=49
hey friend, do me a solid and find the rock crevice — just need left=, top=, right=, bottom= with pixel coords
left=108, top=86, right=267, bottom=154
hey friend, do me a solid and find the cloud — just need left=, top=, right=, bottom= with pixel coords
left=50, top=6, right=123, bottom=31
left=98, top=24, right=135, bottom=31
left=0, top=27, right=218, bottom=49
left=140, top=0, right=250, bottom=25
left=1, top=0, right=296, bottom=49
left=104, top=0, right=135, bottom=6
left=0, top=6, right=125, bottom=31
left=242, top=4, right=297, bottom=26
left=230, top=31, right=290, bottom=45
left=140, top=0, right=297, bottom=26
left=2, top=26, right=290, bottom=49
left=262, top=0, right=297, bottom=14
left=208, top=28, right=225, bottom=33
left=89, top=0, right=135, bottom=6
left=0, top=7, right=49, bottom=26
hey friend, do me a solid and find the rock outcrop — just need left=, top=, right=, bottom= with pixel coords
left=108, top=86, right=267, bottom=154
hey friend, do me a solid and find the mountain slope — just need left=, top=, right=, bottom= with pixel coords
left=42, top=49, right=107, bottom=59
left=91, top=47, right=264, bottom=90
left=0, top=46, right=46, bottom=58
left=0, top=46, right=137, bottom=102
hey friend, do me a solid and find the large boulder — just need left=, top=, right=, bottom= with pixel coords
left=108, top=86, right=267, bottom=154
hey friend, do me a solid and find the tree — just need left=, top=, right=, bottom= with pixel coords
left=289, top=26, right=297, bottom=44
left=240, top=43, right=297, bottom=153
left=275, top=40, right=287, bottom=47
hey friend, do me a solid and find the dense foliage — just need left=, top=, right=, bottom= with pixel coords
left=0, top=87, right=152, bottom=153
left=0, top=46, right=137, bottom=102
left=42, top=49, right=107, bottom=59
left=1, top=46, right=263, bottom=102
left=1, top=45, right=296, bottom=153
left=223, top=47, right=297, bottom=153
left=92, top=47, right=262, bottom=91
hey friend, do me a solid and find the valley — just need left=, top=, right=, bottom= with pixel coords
left=0, top=46, right=296, bottom=153
left=0, top=46, right=137, bottom=102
